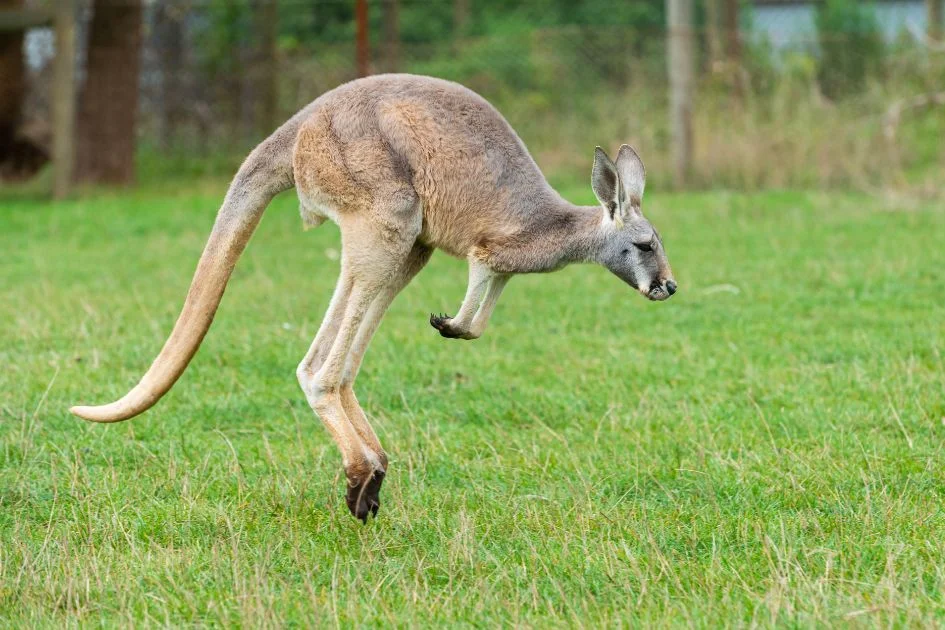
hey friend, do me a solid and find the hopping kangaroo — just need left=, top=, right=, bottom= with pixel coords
left=71, top=74, right=677, bottom=521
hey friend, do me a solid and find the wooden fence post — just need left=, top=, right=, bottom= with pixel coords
left=667, top=0, right=694, bottom=188
left=52, top=0, right=76, bottom=199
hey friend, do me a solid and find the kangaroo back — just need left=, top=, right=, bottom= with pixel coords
left=70, top=109, right=310, bottom=423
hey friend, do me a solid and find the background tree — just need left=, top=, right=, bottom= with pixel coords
left=75, top=0, right=143, bottom=184
left=0, top=0, right=25, bottom=164
left=0, top=0, right=48, bottom=178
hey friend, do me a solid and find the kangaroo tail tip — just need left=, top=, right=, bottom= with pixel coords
left=70, top=403, right=120, bottom=423
left=69, top=389, right=154, bottom=423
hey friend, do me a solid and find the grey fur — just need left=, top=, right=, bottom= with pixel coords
left=70, top=74, right=676, bottom=520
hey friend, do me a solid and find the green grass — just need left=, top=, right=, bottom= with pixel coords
left=1, top=183, right=944, bottom=626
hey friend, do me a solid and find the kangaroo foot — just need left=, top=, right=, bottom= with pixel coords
left=429, top=313, right=477, bottom=339
left=345, top=468, right=386, bottom=523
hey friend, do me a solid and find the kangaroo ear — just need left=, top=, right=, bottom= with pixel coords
left=591, top=147, right=621, bottom=224
left=615, top=144, right=645, bottom=206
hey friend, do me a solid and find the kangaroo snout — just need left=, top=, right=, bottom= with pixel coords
left=644, top=279, right=677, bottom=301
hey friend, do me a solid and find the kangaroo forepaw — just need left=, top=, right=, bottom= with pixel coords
left=429, top=313, right=472, bottom=339
left=345, top=468, right=386, bottom=523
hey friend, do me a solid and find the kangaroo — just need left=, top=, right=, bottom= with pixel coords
left=70, top=74, right=677, bottom=522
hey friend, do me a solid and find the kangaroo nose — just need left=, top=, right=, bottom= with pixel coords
left=666, top=280, right=677, bottom=295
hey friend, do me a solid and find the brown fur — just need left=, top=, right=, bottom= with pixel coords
left=71, top=74, right=676, bottom=521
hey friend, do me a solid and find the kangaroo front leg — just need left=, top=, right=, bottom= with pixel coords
left=430, top=259, right=501, bottom=339
left=467, top=273, right=510, bottom=338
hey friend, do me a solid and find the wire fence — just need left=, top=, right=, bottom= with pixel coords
left=11, top=0, right=945, bottom=191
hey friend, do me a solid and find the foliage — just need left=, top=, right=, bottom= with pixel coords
left=192, top=0, right=254, bottom=74
left=2, top=186, right=945, bottom=625
left=277, top=0, right=666, bottom=47
left=814, top=0, right=885, bottom=99
left=136, top=0, right=944, bottom=193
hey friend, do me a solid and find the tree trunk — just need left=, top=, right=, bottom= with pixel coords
left=75, top=0, right=143, bottom=185
left=929, top=0, right=943, bottom=43
left=0, top=0, right=48, bottom=179
left=667, top=0, right=694, bottom=187
left=0, top=0, right=24, bottom=156
left=382, top=0, right=400, bottom=73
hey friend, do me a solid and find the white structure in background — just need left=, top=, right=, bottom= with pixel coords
left=25, top=28, right=54, bottom=70
left=753, top=0, right=927, bottom=51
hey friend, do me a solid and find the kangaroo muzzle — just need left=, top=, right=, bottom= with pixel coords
left=641, top=278, right=677, bottom=301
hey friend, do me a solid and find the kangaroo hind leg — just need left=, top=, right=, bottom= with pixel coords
left=297, top=196, right=422, bottom=521
left=341, top=242, right=433, bottom=446
left=338, top=242, right=432, bottom=518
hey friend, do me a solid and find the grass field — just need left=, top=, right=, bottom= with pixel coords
left=1, top=182, right=944, bottom=626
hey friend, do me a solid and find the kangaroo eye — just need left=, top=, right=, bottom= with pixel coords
left=633, top=242, right=653, bottom=253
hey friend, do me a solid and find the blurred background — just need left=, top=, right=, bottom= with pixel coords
left=1, top=0, right=943, bottom=195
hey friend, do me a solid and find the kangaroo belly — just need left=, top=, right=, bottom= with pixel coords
left=297, top=186, right=337, bottom=229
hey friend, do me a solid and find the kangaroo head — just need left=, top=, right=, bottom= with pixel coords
left=590, top=145, right=676, bottom=301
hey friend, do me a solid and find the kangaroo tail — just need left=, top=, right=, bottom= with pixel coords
left=70, top=110, right=309, bottom=423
